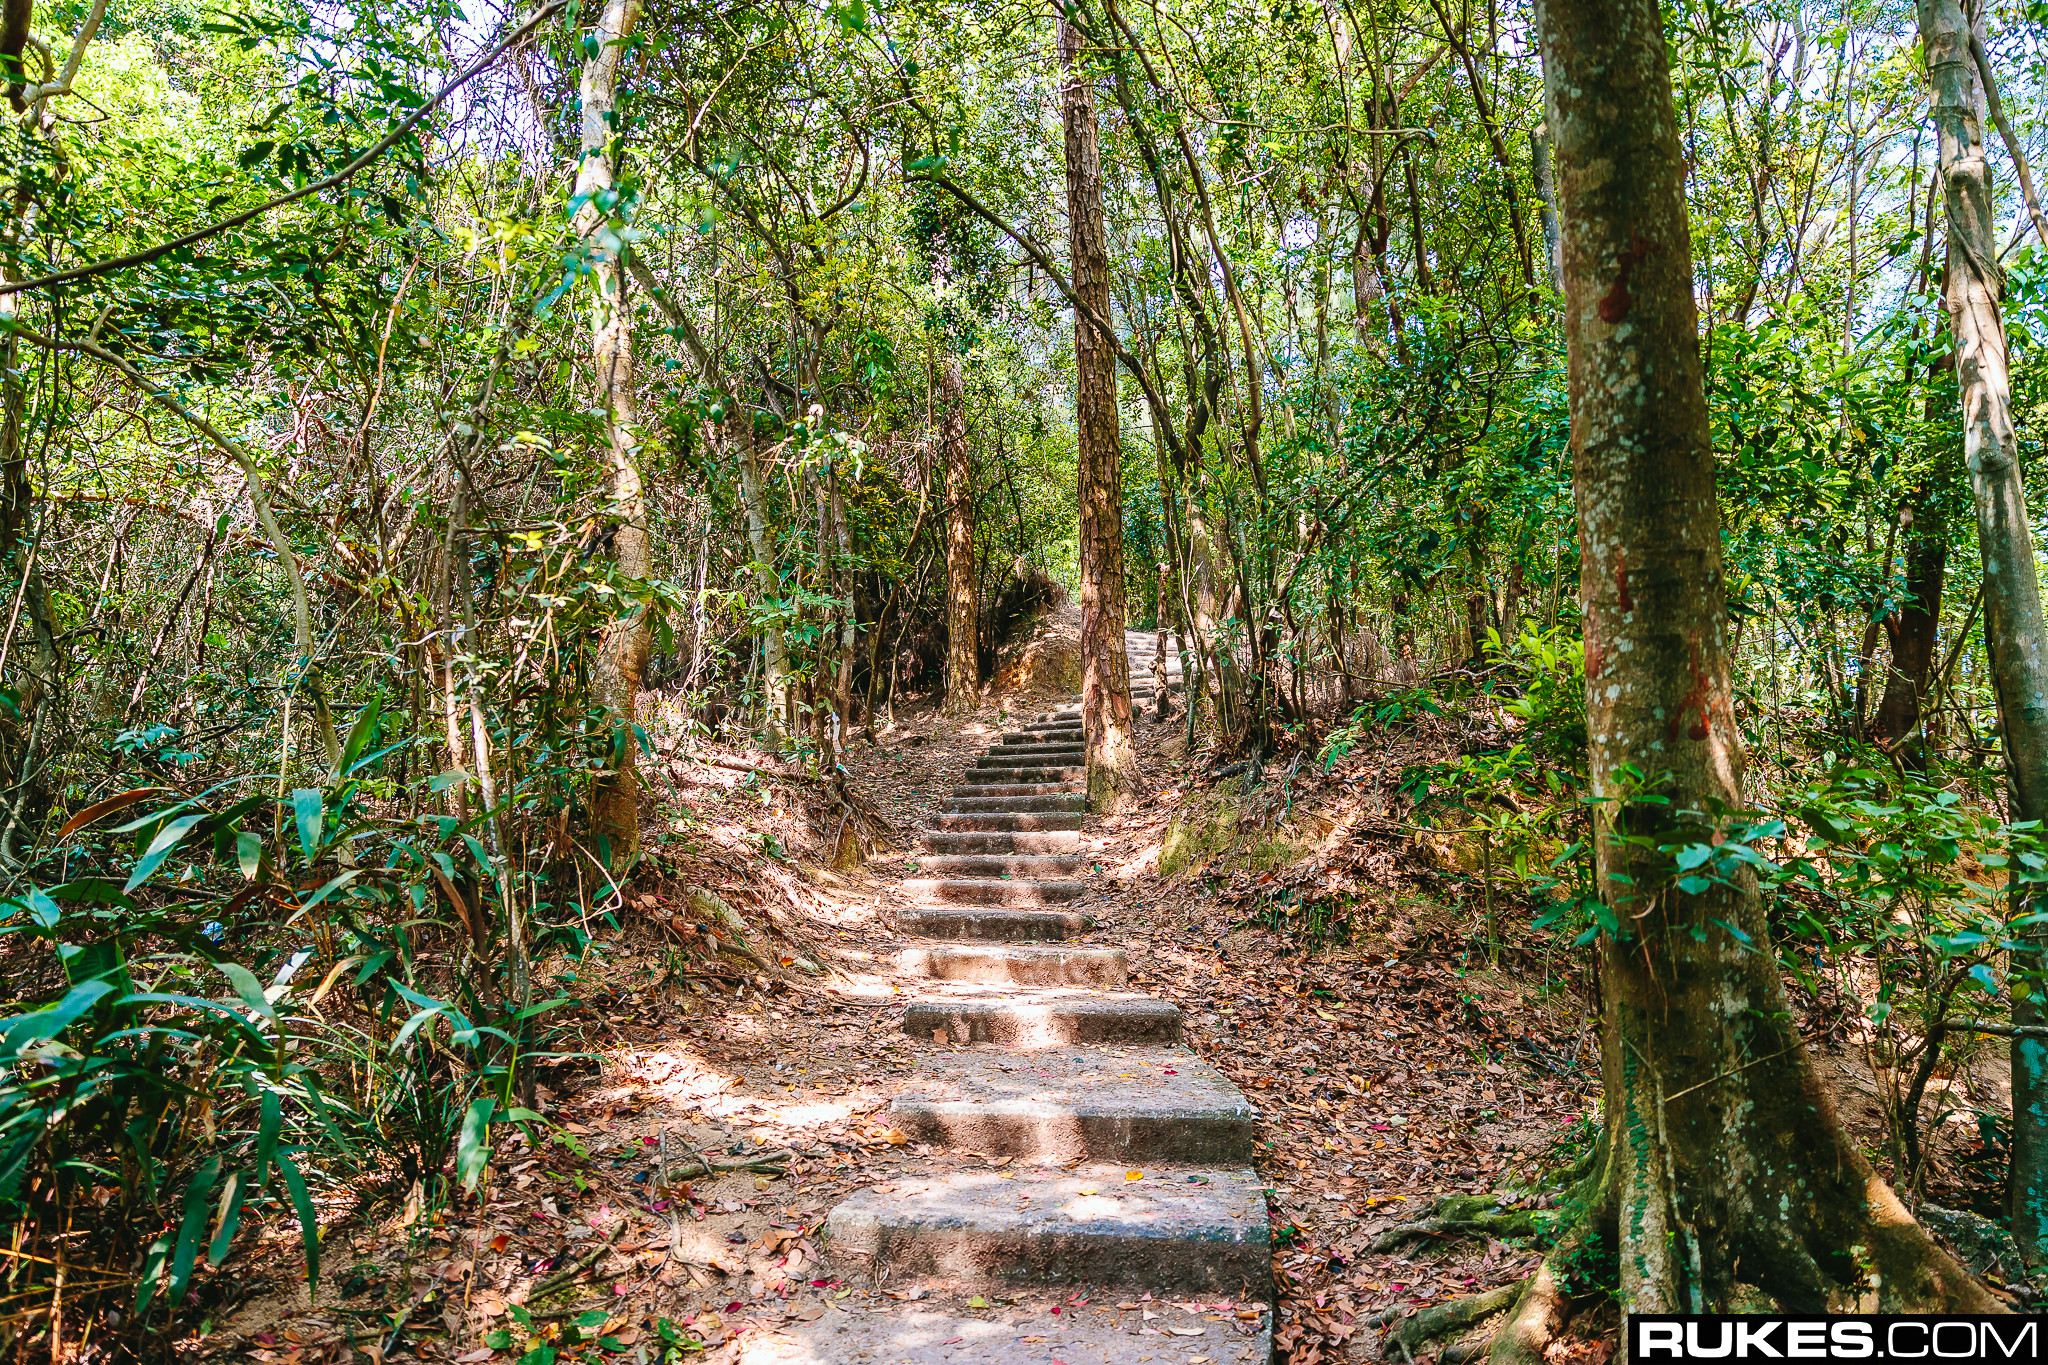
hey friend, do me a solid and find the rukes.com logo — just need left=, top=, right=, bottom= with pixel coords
left=1631, top=1317, right=2047, bottom=1362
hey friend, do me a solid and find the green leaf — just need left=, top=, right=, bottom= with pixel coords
left=573, top=1311, right=609, bottom=1329
left=217, top=961, right=278, bottom=1025
left=292, top=789, right=325, bottom=861
left=168, top=1157, right=220, bottom=1305
left=237, top=832, right=264, bottom=880
left=486, top=1330, right=514, bottom=1350
left=339, top=697, right=384, bottom=775
left=252, top=1088, right=282, bottom=1180
left=207, top=1170, right=247, bottom=1266
left=458, top=1096, right=494, bottom=1193
left=1673, top=844, right=1715, bottom=872
left=274, top=1152, right=321, bottom=1294
left=1, top=980, right=116, bottom=1054
left=124, top=812, right=208, bottom=892
left=135, top=1234, right=172, bottom=1314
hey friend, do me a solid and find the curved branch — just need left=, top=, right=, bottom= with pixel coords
left=908, top=166, right=1189, bottom=470
left=0, top=0, right=566, bottom=296
left=14, top=326, right=313, bottom=659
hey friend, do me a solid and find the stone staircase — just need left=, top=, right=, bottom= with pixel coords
left=793, top=635, right=1275, bottom=1362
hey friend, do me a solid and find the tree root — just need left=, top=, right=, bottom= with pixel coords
left=1385, top=1280, right=1527, bottom=1360
left=1371, top=1207, right=1540, bottom=1253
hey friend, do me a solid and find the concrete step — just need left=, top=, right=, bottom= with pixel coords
left=758, top=1297, right=1272, bottom=1365
left=821, top=1163, right=1271, bottom=1294
left=988, top=742, right=1086, bottom=758
left=889, top=1046, right=1257, bottom=1163
left=967, top=765, right=1086, bottom=784
left=905, top=992, right=1182, bottom=1047
left=898, top=944, right=1126, bottom=987
left=943, top=794, right=1086, bottom=814
left=948, top=782, right=1083, bottom=799
left=974, top=751, right=1085, bottom=769
left=908, top=854, right=1088, bottom=877
left=920, top=830, right=1081, bottom=855
left=905, top=875, right=1089, bottom=908
left=903, top=876, right=1086, bottom=905
left=935, top=811, right=1086, bottom=833
left=1002, top=727, right=1081, bottom=743
left=896, top=908, right=1091, bottom=941
left=1022, top=720, right=1084, bottom=734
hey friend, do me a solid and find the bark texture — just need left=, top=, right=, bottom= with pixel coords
left=573, top=0, right=652, bottom=865
left=940, top=357, right=979, bottom=716
left=1060, top=13, right=1139, bottom=812
left=1916, top=0, right=2048, bottom=1262
left=1871, top=496, right=1946, bottom=769
left=1518, top=0, right=1995, bottom=1333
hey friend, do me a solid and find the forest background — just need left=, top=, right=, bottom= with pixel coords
left=1, top=0, right=2047, bottom=1353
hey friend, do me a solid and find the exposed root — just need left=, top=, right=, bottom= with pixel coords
left=1371, top=1199, right=1540, bottom=1253
left=1485, top=1259, right=1573, bottom=1365
left=1385, top=1279, right=1527, bottom=1360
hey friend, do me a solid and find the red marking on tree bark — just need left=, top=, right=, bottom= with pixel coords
left=1614, top=551, right=1633, bottom=612
left=1668, top=637, right=1715, bottom=742
left=1597, top=235, right=1659, bottom=324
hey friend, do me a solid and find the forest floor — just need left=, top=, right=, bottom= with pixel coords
left=202, top=621, right=2011, bottom=1365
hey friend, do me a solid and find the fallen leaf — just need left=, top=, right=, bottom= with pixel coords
left=1125, top=1170, right=1143, bottom=1181
left=967, top=1296, right=989, bottom=1309
left=1167, top=1325, right=1206, bottom=1336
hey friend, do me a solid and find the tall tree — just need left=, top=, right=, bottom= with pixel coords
left=1489, top=0, right=1995, bottom=1342
left=1060, top=10, right=1139, bottom=812
left=574, top=0, right=654, bottom=863
left=940, top=356, right=978, bottom=715
left=1915, top=0, right=2048, bottom=1262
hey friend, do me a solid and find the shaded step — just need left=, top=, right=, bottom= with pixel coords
left=920, top=830, right=1081, bottom=855
left=889, top=1047, right=1257, bottom=1163
left=905, top=992, right=1182, bottom=1047
left=974, top=757, right=1089, bottom=777
left=822, top=1164, right=1271, bottom=1294
left=1022, top=720, right=1084, bottom=734
left=896, top=908, right=1090, bottom=941
left=935, top=811, right=1086, bottom=832
left=909, top=854, right=1088, bottom=877
left=974, top=752, right=1085, bottom=770
left=988, top=742, right=1085, bottom=758
left=903, top=877, right=1086, bottom=905
left=1002, top=727, right=1081, bottom=744
left=760, top=1297, right=1272, bottom=1365
left=943, top=793, right=1086, bottom=814
left=898, top=944, right=1126, bottom=987
left=949, top=782, right=1082, bottom=799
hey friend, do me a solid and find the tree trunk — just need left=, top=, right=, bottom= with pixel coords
left=1060, top=13, right=1139, bottom=812
left=1529, top=129, right=1563, bottom=291
left=940, top=356, right=978, bottom=716
left=1502, top=0, right=1997, bottom=1337
left=738, top=432, right=792, bottom=744
left=1917, top=0, right=2048, bottom=1264
left=573, top=0, right=651, bottom=867
left=1872, top=495, right=1946, bottom=770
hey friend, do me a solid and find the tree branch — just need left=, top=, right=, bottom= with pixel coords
left=0, top=0, right=566, bottom=295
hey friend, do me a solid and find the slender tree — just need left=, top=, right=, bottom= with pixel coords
left=1480, top=0, right=1996, bottom=1343
left=940, top=356, right=978, bottom=714
left=1916, top=0, right=2048, bottom=1262
left=1060, top=9, right=1139, bottom=811
left=574, top=0, right=654, bottom=863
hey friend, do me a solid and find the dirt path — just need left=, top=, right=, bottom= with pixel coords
left=225, top=628, right=1595, bottom=1365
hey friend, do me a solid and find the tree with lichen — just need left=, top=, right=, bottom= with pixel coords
left=1389, top=0, right=2001, bottom=1351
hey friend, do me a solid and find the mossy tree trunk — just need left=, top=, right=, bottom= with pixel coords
left=575, top=0, right=652, bottom=867
left=1484, top=0, right=2001, bottom=1344
left=1914, top=0, right=2048, bottom=1263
